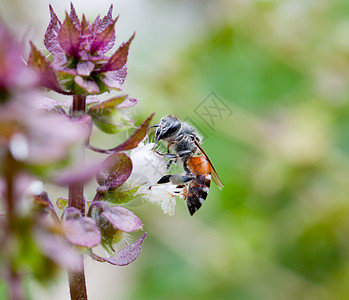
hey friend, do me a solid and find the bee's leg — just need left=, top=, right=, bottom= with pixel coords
left=156, top=150, right=192, bottom=159
left=178, top=150, right=194, bottom=159
left=166, top=159, right=173, bottom=171
left=189, top=134, right=200, bottom=142
left=182, top=159, right=195, bottom=178
left=183, top=161, right=193, bottom=176
left=175, top=151, right=195, bottom=176
left=154, top=151, right=177, bottom=159
left=154, top=151, right=177, bottom=171
left=157, top=173, right=194, bottom=185
left=157, top=174, right=172, bottom=184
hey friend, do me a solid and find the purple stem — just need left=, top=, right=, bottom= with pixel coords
left=68, top=94, right=88, bottom=300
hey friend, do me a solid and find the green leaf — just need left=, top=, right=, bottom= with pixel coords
left=56, top=70, right=75, bottom=93
left=88, top=95, right=133, bottom=133
left=89, top=95, right=127, bottom=113
left=56, top=197, right=68, bottom=210
left=97, top=184, right=141, bottom=205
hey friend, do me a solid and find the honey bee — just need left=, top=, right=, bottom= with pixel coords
left=149, top=115, right=223, bottom=215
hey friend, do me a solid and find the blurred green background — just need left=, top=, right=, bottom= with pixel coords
left=2, top=0, right=349, bottom=299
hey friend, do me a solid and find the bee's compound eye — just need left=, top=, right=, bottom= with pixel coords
left=164, top=119, right=181, bottom=136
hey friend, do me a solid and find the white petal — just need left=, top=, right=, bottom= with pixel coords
left=128, top=142, right=167, bottom=187
left=127, top=140, right=186, bottom=216
left=161, top=196, right=176, bottom=216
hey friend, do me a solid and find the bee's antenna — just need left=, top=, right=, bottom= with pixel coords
left=149, top=125, right=160, bottom=149
left=148, top=125, right=159, bottom=131
left=152, top=131, right=162, bottom=150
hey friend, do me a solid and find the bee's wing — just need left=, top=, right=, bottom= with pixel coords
left=194, top=140, right=224, bottom=190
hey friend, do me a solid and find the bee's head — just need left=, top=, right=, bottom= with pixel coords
left=150, top=115, right=181, bottom=149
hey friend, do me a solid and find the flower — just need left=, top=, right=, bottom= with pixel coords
left=28, top=4, right=134, bottom=95
left=0, top=106, right=90, bottom=165
left=88, top=201, right=143, bottom=257
left=0, top=23, right=36, bottom=97
left=128, top=142, right=168, bottom=187
left=128, top=141, right=185, bottom=216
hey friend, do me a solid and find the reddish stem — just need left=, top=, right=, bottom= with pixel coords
left=68, top=183, right=85, bottom=215
left=68, top=94, right=88, bottom=300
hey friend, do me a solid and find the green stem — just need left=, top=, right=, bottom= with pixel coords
left=68, top=94, right=88, bottom=300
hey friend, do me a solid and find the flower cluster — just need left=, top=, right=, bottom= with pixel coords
left=29, top=4, right=133, bottom=95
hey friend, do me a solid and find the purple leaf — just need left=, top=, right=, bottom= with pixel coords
left=52, top=51, right=68, bottom=70
left=101, top=206, right=142, bottom=232
left=106, top=113, right=154, bottom=153
left=69, top=3, right=81, bottom=29
left=100, top=33, right=135, bottom=72
left=63, top=207, right=101, bottom=248
left=58, top=13, right=80, bottom=58
left=96, top=153, right=132, bottom=190
left=74, top=76, right=100, bottom=94
left=97, top=5, right=114, bottom=33
left=99, top=66, right=127, bottom=90
left=117, top=97, right=138, bottom=108
left=90, top=18, right=118, bottom=54
left=77, top=61, right=95, bottom=76
left=86, top=96, right=100, bottom=107
left=44, top=5, right=62, bottom=54
left=28, top=42, right=66, bottom=94
left=91, top=233, right=146, bottom=266
left=81, top=14, right=90, bottom=37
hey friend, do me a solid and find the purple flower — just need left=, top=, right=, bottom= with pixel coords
left=0, top=106, right=90, bottom=165
left=29, top=4, right=134, bottom=95
left=88, top=200, right=146, bottom=267
left=62, top=207, right=101, bottom=248
left=0, top=23, right=37, bottom=102
left=88, top=202, right=143, bottom=254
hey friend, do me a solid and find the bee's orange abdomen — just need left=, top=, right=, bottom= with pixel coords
left=186, top=156, right=211, bottom=215
left=188, top=156, right=211, bottom=175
